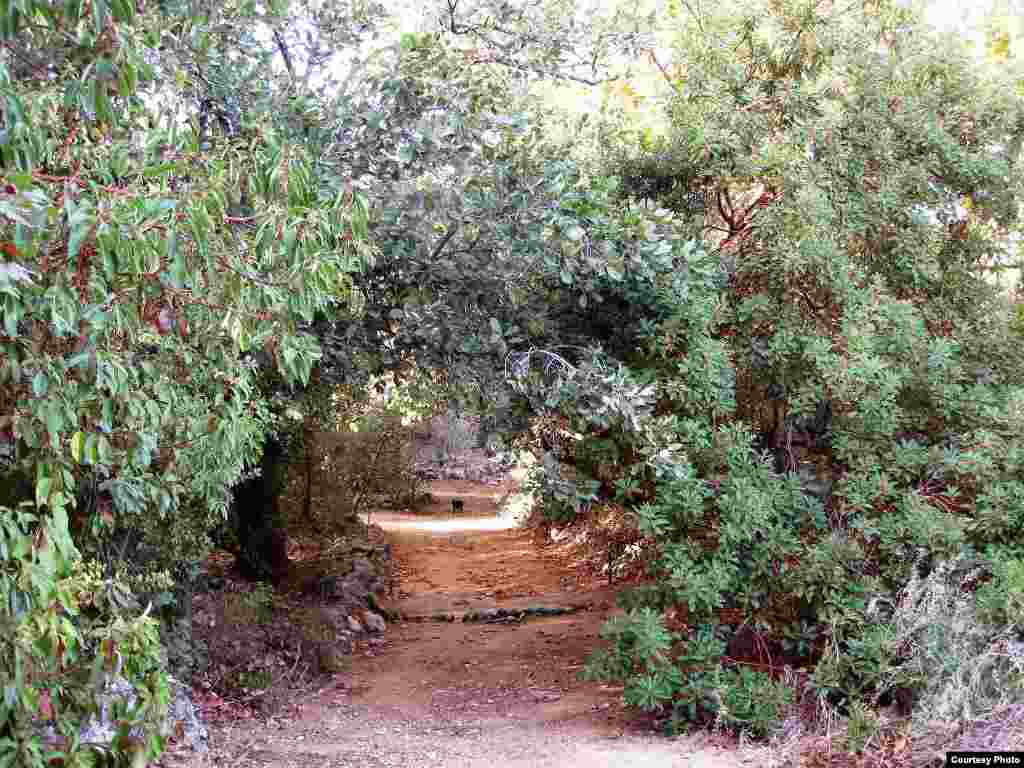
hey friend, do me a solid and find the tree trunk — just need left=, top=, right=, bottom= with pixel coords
left=233, top=434, right=290, bottom=585
left=301, top=426, right=321, bottom=532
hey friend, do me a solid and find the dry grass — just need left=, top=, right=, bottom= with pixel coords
left=763, top=555, right=1024, bottom=766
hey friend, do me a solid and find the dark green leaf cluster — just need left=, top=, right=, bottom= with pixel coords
left=524, top=0, right=1024, bottom=738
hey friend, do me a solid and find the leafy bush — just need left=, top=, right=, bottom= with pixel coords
left=514, top=0, right=1024, bottom=743
left=584, top=611, right=793, bottom=737
left=305, top=416, right=422, bottom=526
left=0, top=505, right=169, bottom=767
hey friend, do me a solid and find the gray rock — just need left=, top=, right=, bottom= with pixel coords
left=752, top=337, right=771, bottom=369
left=164, top=676, right=209, bottom=752
left=363, top=610, right=387, bottom=634
left=340, top=576, right=370, bottom=606
left=336, top=630, right=354, bottom=648
left=77, top=676, right=138, bottom=748
left=346, top=615, right=364, bottom=633
left=350, top=558, right=374, bottom=581
left=1008, top=640, right=1024, bottom=661
left=74, top=675, right=208, bottom=754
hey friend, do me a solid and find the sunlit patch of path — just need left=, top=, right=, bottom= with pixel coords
left=361, top=511, right=518, bottom=534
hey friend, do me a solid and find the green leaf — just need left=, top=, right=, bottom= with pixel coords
left=66, top=204, right=93, bottom=260
left=70, top=431, right=86, bottom=463
left=283, top=226, right=297, bottom=256
left=169, top=229, right=186, bottom=288
left=84, top=432, right=98, bottom=464
left=564, top=224, right=584, bottom=242
left=32, top=371, right=47, bottom=396
left=142, top=163, right=182, bottom=178
left=35, top=477, right=51, bottom=508
left=96, top=434, right=112, bottom=463
left=3, top=296, right=20, bottom=338
left=46, top=404, right=64, bottom=446
left=101, top=398, right=114, bottom=432
left=92, top=0, right=109, bottom=34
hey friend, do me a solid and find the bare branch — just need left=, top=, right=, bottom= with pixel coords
left=430, top=224, right=459, bottom=261
left=273, top=28, right=295, bottom=80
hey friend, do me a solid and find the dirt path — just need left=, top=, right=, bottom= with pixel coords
left=190, top=482, right=756, bottom=768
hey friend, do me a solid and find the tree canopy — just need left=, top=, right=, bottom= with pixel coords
left=3, top=0, right=1024, bottom=761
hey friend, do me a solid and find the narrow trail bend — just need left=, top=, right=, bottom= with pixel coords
left=197, top=481, right=753, bottom=768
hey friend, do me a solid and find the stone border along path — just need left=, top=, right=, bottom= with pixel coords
left=185, top=503, right=759, bottom=768
left=404, top=605, right=589, bottom=624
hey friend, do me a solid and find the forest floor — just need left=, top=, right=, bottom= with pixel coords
left=172, top=478, right=766, bottom=768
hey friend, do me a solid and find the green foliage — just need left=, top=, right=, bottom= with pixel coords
left=844, top=700, right=882, bottom=753
left=975, top=556, right=1024, bottom=629
left=303, top=416, right=421, bottom=527
left=0, top=0, right=381, bottom=755
left=223, top=583, right=275, bottom=627
left=4, top=0, right=1023, bottom=748
left=228, top=669, right=273, bottom=692
left=584, top=613, right=793, bottom=737
left=0, top=504, right=168, bottom=766
left=583, top=607, right=681, bottom=699
left=510, top=0, right=1024, bottom=741
left=0, top=0, right=374, bottom=576
left=696, top=665, right=794, bottom=739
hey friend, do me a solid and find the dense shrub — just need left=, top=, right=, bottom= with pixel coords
left=519, top=0, right=1024, bottom=738
left=0, top=505, right=169, bottom=767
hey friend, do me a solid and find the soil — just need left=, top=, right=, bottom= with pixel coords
left=168, top=479, right=759, bottom=768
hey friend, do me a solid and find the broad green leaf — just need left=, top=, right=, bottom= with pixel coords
left=31, top=371, right=47, bottom=397
left=35, top=477, right=51, bottom=508
left=46, top=405, right=63, bottom=450
left=66, top=205, right=93, bottom=259
left=70, top=431, right=86, bottom=463
left=564, top=224, right=584, bottom=242
left=84, top=432, right=98, bottom=464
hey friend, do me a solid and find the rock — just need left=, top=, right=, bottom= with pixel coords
left=164, top=677, right=210, bottom=752
left=752, top=338, right=771, bottom=369
left=71, top=675, right=209, bottom=754
left=350, top=558, right=374, bottom=580
left=340, top=576, right=369, bottom=607
left=346, top=615, right=364, bottom=633
left=363, top=610, right=387, bottom=634
left=463, top=608, right=503, bottom=623
left=76, top=677, right=137, bottom=748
